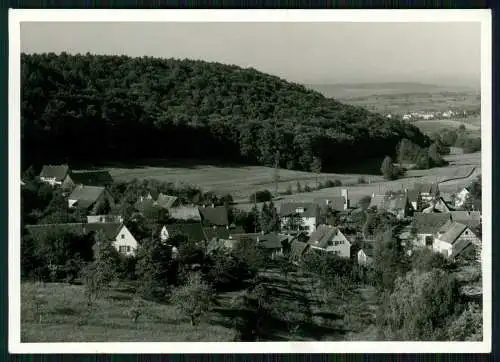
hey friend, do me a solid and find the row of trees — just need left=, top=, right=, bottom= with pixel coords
left=21, top=52, right=430, bottom=172
left=431, top=125, right=481, bottom=154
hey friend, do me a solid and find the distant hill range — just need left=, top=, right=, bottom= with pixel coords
left=21, top=53, right=430, bottom=172
left=306, top=82, right=480, bottom=100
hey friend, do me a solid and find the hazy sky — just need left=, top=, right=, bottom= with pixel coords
left=21, top=22, right=481, bottom=86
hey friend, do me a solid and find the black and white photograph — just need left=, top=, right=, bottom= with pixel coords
left=9, top=10, right=491, bottom=354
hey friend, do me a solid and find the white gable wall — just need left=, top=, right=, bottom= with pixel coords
left=114, top=225, right=138, bottom=256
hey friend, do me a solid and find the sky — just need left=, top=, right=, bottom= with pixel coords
left=21, top=21, right=481, bottom=87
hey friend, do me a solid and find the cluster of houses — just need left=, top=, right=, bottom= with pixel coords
left=25, top=164, right=482, bottom=271
left=387, top=109, right=473, bottom=121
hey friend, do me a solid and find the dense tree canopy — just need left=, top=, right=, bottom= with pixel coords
left=22, top=52, right=430, bottom=171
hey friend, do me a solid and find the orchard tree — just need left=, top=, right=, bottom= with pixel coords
left=81, top=230, right=120, bottom=307
left=170, top=272, right=216, bottom=326
left=380, top=269, right=461, bottom=340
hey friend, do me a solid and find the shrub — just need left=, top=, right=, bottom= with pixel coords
left=358, top=176, right=367, bottom=184
left=249, top=190, right=272, bottom=203
left=304, top=184, right=312, bottom=193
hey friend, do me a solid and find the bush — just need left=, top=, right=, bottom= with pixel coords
left=357, top=176, right=367, bottom=184
left=304, top=184, right=312, bottom=193
left=283, top=184, right=293, bottom=195
left=249, top=190, right=272, bottom=203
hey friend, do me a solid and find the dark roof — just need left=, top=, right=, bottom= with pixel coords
left=412, top=212, right=451, bottom=234
left=165, top=222, right=206, bottom=242
left=437, top=222, right=469, bottom=245
left=155, top=194, right=179, bottom=209
left=414, top=182, right=440, bottom=195
left=229, top=233, right=260, bottom=242
left=68, top=186, right=106, bottom=209
left=198, top=206, right=229, bottom=226
left=70, top=171, right=113, bottom=187
left=258, top=233, right=288, bottom=249
left=84, top=222, right=123, bottom=240
left=407, top=189, right=420, bottom=203
left=290, top=240, right=310, bottom=259
left=279, top=203, right=319, bottom=218
left=449, top=240, right=476, bottom=260
left=450, top=211, right=481, bottom=228
left=369, top=194, right=388, bottom=209
left=314, top=197, right=345, bottom=212
left=389, top=195, right=409, bottom=210
left=169, top=206, right=201, bottom=221
left=203, top=226, right=230, bottom=240
left=135, top=198, right=156, bottom=213
left=39, top=164, right=69, bottom=181
left=308, top=224, right=347, bottom=249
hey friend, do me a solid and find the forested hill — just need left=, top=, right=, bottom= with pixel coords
left=21, top=52, right=430, bottom=171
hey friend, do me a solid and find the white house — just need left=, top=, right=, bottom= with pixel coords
left=411, top=213, right=452, bottom=248
left=454, top=187, right=470, bottom=208
left=357, top=248, right=373, bottom=266
left=433, top=221, right=481, bottom=260
left=279, top=202, right=321, bottom=236
left=307, top=224, right=351, bottom=258
left=85, top=222, right=139, bottom=256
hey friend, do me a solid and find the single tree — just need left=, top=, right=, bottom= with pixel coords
left=380, top=156, right=397, bottom=180
left=311, top=157, right=322, bottom=188
left=170, top=272, right=215, bottom=326
left=81, top=230, right=119, bottom=307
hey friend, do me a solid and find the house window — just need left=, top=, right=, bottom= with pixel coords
left=327, top=240, right=333, bottom=246
left=119, top=246, right=128, bottom=253
left=464, top=230, right=469, bottom=235
left=425, top=236, right=433, bottom=246
left=121, top=234, right=125, bottom=239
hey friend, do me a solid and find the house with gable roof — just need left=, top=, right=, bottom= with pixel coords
left=289, top=239, right=312, bottom=265
left=357, top=244, right=374, bottom=266
left=413, top=182, right=440, bottom=204
left=450, top=211, right=481, bottom=229
left=63, top=170, right=114, bottom=190
left=279, top=202, right=321, bottom=236
left=68, top=185, right=115, bottom=214
left=433, top=220, right=481, bottom=260
left=307, top=224, right=351, bottom=258
left=422, top=197, right=452, bottom=214
left=39, top=164, right=71, bottom=186
left=411, top=212, right=452, bottom=248
left=198, top=205, right=229, bottom=227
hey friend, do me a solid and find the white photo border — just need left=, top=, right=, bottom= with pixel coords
left=8, top=9, right=492, bottom=354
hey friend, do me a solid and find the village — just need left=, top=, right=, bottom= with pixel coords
left=23, top=163, right=482, bottom=275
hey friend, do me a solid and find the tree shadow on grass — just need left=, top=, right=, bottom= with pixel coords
left=51, top=306, right=80, bottom=317
left=212, top=307, right=346, bottom=342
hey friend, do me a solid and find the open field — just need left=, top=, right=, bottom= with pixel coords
left=307, top=83, right=480, bottom=115
left=412, top=118, right=481, bottom=135
left=105, top=161, right=382, bottom=201
left=21, top=268, right=379, bottom=342
left=235, top=152, right=480, bottom=211
left=21, top=282, right=237, bottom=342
left=97, top=151, right=480, bottom=209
